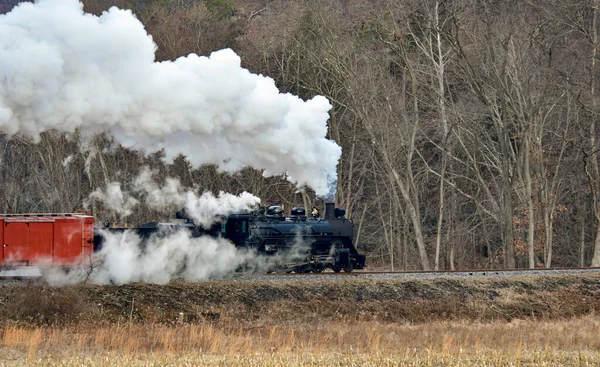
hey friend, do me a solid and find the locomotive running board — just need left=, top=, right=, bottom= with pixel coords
left=0, top=266, right=42, bottom=279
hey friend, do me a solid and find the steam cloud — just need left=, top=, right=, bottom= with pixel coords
left=71, top=168, right=261, bottom=284
left=90, top=229, right=253, bottom=285
left=86, top=167, right=261, bottom=226
left=0, top=0, right=341, bottom=284
left=133, top=167, right=261, bottom=226
left=0, top=0, right=341, bottom=196
left=48, top=174, right=324, bottom=284
left=88, top=182, right=139, bottom=218
left=41, top=228, right=254, bottom=285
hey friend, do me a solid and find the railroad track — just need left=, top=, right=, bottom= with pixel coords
left=3, top=266, right=600, bottom=284
left=230, top=267, right=600, bottom=282
left=261, top=267, right=600, bottom=275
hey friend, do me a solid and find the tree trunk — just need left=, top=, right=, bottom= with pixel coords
left=432, top=0, right=449, bottom=272
left=354, top=204, right=368, bottom=251
left=589, top=119, right=600, bottom=267
left=403, top=211, right=409, bottom=270
left=592, top=221, right=600, bottom=267
left=544, top=207, right=553, bottom=268
left=525, top=137, right=535, bottom=268
left=374, top=180, right=393, bottom=271
left=502, top=157, right=516, bottom=268
left=435, top=157, right=446, bottom=270
left=392, top=168, right=430, bottom=270
left=590, top=0, right=600, bottom=267
left=580, top=208, right=586, bottom=267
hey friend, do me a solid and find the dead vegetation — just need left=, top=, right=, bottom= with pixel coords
left=1, top=274, right=600, bottom=365
left=2, top=316, right=600, bottom=365
left=0, top=274, right=599, bottom=327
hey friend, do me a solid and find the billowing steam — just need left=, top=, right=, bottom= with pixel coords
left=47, top=175, right=325, bottom=284
left=72, top=168, right=261, bottom=284
left=0, top=0, right=341, bottom=196
left=88, top=182, right=139, bottom=218
left=41, top=227, right=254, bottom=285
left=1, top=0, right=342, bottom=284
left=90, top=229, right=252, bottom=285
left=85, top=167, right=260, bottom=225
left=132, top=167, right=260, bottom=226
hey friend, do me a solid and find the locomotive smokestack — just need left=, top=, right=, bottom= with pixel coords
left=325, top=202, right=335, bottom=220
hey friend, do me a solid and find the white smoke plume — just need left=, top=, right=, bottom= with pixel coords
left=39, top=227, right=254, bottom=285
left=74, top=168, right=261, bottom=284
left=0, top=0, right=341, bottom=196
left=62, top=154, right=73, bottom=168
left=87, top=167, right=260, bottom=225
left=89, top=228, right=252, bottom=285
left=133, top=167, right=260, bottom=226
left=87, top=182, right=139, bottom=218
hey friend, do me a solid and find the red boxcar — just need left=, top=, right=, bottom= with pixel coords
left=0, top=214, right=94, bottom=267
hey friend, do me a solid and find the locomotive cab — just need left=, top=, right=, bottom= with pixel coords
left=220, top=213, right=251, bottom=247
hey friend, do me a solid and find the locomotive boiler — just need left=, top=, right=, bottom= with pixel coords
left=230, top=202, right=366, bottom=273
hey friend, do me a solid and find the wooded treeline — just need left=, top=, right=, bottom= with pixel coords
left=3, top=0, right=600, bottom=270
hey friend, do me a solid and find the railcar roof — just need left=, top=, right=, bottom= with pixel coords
left=0, top=213, right=93, bottom=221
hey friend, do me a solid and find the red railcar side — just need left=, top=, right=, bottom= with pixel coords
left=0, top=221, right=3, bottom=264
left=0, top=214, right=95, bottom=267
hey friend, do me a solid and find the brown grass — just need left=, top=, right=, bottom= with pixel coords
left=1, top=275, right=600, bottom=365
left=2, top=316, right=600, bottom=365
left=2, top=274, right=600, bottom=327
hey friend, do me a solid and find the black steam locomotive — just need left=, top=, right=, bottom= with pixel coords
left=222, top=202, right=366, bottom=273
left=95, top=202, right=366, bottom=273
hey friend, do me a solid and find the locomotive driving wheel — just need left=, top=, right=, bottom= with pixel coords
left=293, top=264, right=313, bottom=273
left=343, top=261, right=354, bottom=272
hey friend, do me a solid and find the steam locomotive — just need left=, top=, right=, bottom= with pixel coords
left=95, top=202, right=366, bottom=273
left=218, top=202, right=366, bottom=273
left=0, top=202, right=366, bottom=277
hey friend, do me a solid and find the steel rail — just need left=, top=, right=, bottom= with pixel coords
left=255, top=267, right=600, bottom=277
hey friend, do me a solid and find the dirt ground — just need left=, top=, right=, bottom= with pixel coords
left=0, top=274, right=599, bottom=327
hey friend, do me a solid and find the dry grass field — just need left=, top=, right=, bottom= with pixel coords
left=2, top=318, right=600, bottom=366
left=1, top=274, right=600, bottom=365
